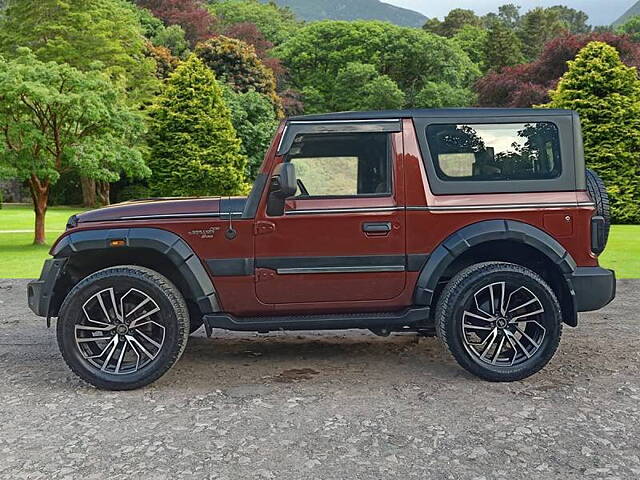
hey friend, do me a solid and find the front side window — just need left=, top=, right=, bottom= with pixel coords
left=426, top=122, right=561, bottom=182
left=287, top=132, right=391, bottom=197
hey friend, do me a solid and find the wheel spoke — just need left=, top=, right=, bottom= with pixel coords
left=76, top=336, right=113, bottom=343
left=125, top=334, right=157, bottom=360
left=133, top=328, right=163, bottom=349
left=75, top=324, right=115, bottom=333
left=511, top=308, right=544, bottom=322
left=463, top=323, right=493, bottom=331
left=492, top=335, right=507, bottom=365
left=463, top=310, right=494, bottom=322
left=100, top=337, right=119, bottom=371
left=505, top=330, right=532, bottom=359
left=129, top=306, right=161, bottom=328
left=514, top=325, right=541, bottom=349
left=114, top=340, right=127, bottom=374
left=479, top=329, right=498, bottom=359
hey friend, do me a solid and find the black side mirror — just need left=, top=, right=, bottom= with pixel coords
left=266, top=163, right=297, bottom=216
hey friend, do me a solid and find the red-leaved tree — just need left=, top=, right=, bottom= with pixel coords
left=137, top=0, right=215, bottom=45
left=476, top=33, right=640, bottom=107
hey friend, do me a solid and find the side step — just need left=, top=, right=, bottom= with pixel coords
left=203, top=307, right=430, bottom=333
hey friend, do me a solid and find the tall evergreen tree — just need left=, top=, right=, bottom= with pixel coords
left=147, top=55, right=248, bottom=197
left=517, top=7, right=566, bottom=61
left=484, top=21, right=525, bottom=72
left=545, top=42, right=640, bottom=223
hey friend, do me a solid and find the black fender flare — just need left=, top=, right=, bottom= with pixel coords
left=51, top=227, right=220, bottom=314
left=413, top=219, right=578, bottom=325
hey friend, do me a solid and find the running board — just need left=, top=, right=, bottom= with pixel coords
left=203, top=307, right=430, bottom=332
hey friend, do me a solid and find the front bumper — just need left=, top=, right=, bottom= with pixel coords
left=570, top=266, right=616, bottom=312
left=27, top=258, right=67, bottom=318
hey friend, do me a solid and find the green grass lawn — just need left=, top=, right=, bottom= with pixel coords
left=0, top=204, right=638, bottom=278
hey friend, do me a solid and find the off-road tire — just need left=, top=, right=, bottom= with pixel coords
left=435, top=262, right=562, bottom=382
left=57, top=266, right=189, bottom=390
left=586, top=168, right=610, bottom=249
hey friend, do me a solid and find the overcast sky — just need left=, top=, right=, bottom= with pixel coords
left=385, top=0, right=636, bottom=26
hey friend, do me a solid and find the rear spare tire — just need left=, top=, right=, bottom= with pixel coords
left=586, top=168, right=610, bottom=249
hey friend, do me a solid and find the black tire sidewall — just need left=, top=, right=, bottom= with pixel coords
left=57, top=267, right=188, bottom=390
left=438, top=264, right=562, bottom=382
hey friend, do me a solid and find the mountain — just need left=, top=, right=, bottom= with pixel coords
left=613, top=1, right=640, bottom=25
left=262, top=0, right=427, bottom=27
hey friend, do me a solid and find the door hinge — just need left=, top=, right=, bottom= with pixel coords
left=255, top=221, right=276, bottom=236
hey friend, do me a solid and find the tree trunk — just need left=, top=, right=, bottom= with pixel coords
left=97, top=181, right=110, bottom=206
left=80, top=176, right=96, bottom=207
left=28, top=177, right=50, bottom=246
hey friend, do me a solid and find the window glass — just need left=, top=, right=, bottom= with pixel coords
left=426, top=123, right=561, bottom=181
left=287, top=132, right=391, bottom=197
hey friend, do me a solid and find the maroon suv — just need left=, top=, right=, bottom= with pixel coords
left=28, top=109, right=615, bottom=390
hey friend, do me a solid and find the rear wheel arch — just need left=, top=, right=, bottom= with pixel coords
left=49, top=228, right=220, bottom=320
left=414, top=220, right=578, bottom=326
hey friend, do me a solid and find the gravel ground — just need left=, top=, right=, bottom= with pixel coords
left=0, top=278, right=639, bottom=480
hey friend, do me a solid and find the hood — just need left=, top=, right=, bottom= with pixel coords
left=73, top=196, right=247, bottom=225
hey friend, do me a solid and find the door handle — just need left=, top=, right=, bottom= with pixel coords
left=362, top=222, right=392, bottom=234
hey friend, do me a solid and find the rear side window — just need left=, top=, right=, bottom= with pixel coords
left=426, top=123, right=561, bottom=182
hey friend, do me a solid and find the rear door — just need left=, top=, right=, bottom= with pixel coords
left=254, top=122, right=407, bottom=306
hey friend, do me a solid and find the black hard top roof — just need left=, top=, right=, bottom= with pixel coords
left=288, top=108, right=574, bottom=122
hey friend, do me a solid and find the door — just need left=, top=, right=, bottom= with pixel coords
left=254, top=128, right=407, bottom=305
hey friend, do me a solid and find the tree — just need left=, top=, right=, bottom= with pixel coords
left=544, top=42, right=640, bottom=223
left=616, top=15, right=640, bottom=42
left=453, top=25, right=489, bottom=71
left=0, top=0, right=157, bottom=105
left=548, top=6, right=591, bottom=34
left=517, top=7, right=567, bottom=61
left=136, top=0, right=215, bottom=45
left=147, top=55, right=248, bottom=197
left=476, top=32, right=640, bottom=107
left=210, top=0, right=300, bottom=46
left=414, top=82, right=475, bottom=108
left=497, top=4, right=521, bottom=29
left=222, top=86, right=278, bottom=179
left=0, top=50, right=148, bottom=244
left=153, top=24, right=190, bottom=58
left=145, top=42, right=180, bottom=79
left=194, top=35, right=281, bottom=114
left=484, top=21, right=525, bottom=72
left=331, top=63, right=405, bottom=112
left=221, top=22, right=286, bottom=84
left=423, top=9, right=482, bottom=37
left=275, top=21, right=479, bottom=112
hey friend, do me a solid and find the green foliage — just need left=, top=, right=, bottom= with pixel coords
left=147, top=55, right=248, bottom=197
left=329, top=62, right=404, bottom=112
left=210, top=0, right=300, bottom=45
left=0, top=50, right=148, bottom=185
left=616, top=15, right=640, bottom=42
left=222, top=86, right=278, bottom=179
left=547, top=6, right=591, bottom=34
left=130, top=4, right=165, bottom=39
left=0, top=0, right=158, bottom=105
left=414, top=82, right=475, bottom=108
left=423, top=8, right=482, bottom=38
left=194, top=36, right=281, bottom=114
left=452, top=25, right=489, bottom=71
left=484, top=21, right=525, bottom=72
left=544, top=42, right=640, bottom=223
left=153, top=24, right=190, bottom=59
left=115, top=184, right=152, bottom=203
left=275, top=20, right=479, bottom=112
left=517, top=7, right=567, bottom=61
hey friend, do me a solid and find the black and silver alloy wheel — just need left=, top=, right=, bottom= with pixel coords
left=462, top=282, right=546, bottom=367
left=436, top=262, right=562, bottom=382
left=57, top=266, right=189, bottom=390
left=74, top=287, right=166, bottom=375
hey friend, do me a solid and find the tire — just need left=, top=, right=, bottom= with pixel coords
left=435, top=262, right=562, bottom=382
left=56, top=266, right=189, bottom=390
left=586, top=168, right=610, bottom=249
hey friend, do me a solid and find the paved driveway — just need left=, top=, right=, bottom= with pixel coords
left=0, top=279, right=639, bottom=479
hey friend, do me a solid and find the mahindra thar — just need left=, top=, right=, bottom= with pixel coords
left=28, top=109, right=616, bottom=390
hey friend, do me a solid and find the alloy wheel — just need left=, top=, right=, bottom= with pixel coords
left=461, top=281, right=547, bottom=366
left=74, top=287, right=166, bottom=375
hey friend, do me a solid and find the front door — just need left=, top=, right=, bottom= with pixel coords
left=254, top=128, right=406, bottom=306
